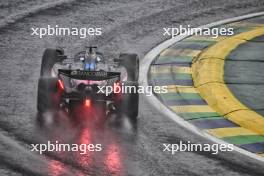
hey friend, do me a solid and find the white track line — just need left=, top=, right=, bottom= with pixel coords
left=139, top=12, right=264, bottom=163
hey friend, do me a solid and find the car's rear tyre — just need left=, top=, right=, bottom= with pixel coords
left=118, top=53, right=139, bottom=123
left=120, top=81, right=139, bottom=120
left=119, top=53, right=139, bottom=81
left=40, top=48, right=64, bottom=77
left=37, top=77, right=60, bottom=113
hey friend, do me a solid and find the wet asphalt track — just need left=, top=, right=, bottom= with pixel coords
left=1, top=0, right=264, bottom=175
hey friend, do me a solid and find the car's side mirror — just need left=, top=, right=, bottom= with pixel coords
left=80, top=57, right=85, bottom=62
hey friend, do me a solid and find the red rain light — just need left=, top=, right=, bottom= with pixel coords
left=84, top=99, right=91, bottom=107
left=58, top=79, right=64, bottom=90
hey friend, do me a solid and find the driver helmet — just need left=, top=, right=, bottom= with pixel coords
left=84, top=49, right=98, bottom=71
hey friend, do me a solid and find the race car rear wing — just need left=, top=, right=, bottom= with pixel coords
left=58, top=69, right=120, bottom=81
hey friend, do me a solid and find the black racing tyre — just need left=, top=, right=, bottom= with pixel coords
left=119, top=53, right=139, bottom=81
left=37, top=77, right=60, bottom=113
left=40, top=48, right=64, bottom=77
left=120, top=81, right=139, bottom=121
left=117, top=53, right=139, bottom=122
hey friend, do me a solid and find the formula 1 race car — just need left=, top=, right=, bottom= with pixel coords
left=37, top=46, right=139, bottom=122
